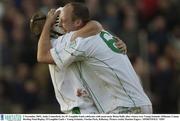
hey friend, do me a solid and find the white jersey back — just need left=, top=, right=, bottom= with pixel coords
left=50, top=31, right=152, bottom=113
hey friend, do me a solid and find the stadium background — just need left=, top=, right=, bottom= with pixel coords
left=0, top=0, right=179, bottom=113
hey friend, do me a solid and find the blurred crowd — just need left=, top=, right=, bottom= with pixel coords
left=0, top=0, right=179, bottom=113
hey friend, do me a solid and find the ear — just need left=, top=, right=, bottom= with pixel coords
left=74, top=19, right=83, bottom=28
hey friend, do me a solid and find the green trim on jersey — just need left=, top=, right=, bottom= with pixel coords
left=72, top=107, right=81, bottom=114
left=100, top=31, right=122, bottom=53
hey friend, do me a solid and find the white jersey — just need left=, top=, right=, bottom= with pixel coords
left=50, top=30, right=152, bottom=113
left=49, top=35, right=98, bottom=113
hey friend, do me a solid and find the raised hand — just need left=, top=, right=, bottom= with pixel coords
left=46, top=9, right=60, bottom=26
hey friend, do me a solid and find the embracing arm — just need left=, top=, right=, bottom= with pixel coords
left=71, top=20, right=103, bottom=41
left=71, top=20, right=127, bottom=54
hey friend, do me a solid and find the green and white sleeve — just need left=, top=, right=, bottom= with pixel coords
left=50, top=36, right=86, bottom=70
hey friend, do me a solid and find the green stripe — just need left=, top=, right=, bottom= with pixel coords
left=92, top=57, right=137, bottom=107
left=72, top=107, right=81, bottom=114
left=79, top=62, right=105, bottom=113
left=74, top=63, right=104, bottom=113
left=54, top=48, right=63, bottom=64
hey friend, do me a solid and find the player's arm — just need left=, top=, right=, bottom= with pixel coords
left=70, top=20, right=103, bottom=41
left=37, top=9, right=58, bottom=64
left=50, top=34, right=86, bottom=70
left=71, top=20, right=127, bottom=54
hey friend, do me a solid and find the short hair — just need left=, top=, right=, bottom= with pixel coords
left=66, top=2, right=90, bottom=23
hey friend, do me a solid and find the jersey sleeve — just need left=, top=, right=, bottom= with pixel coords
left=50, top=33, right=86, bottom=70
